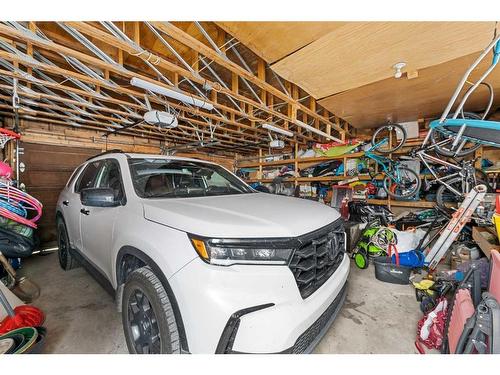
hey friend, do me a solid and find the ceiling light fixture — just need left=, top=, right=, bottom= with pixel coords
left=262, top=123, right=294, bottom=137
left=393, top=62, right=406, bottom=79
left=130, top=77, right=214, bottom=111
left=294, top=120, right=343, bottom=143
left=144, top=110, right=178, bottom=129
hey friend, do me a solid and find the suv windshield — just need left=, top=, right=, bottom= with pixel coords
left=128, top=158, right=254, bottom=198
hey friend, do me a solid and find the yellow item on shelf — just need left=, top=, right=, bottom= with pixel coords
left=494, top=213, right=500, bottom=243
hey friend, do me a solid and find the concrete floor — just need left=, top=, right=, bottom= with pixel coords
left=20, top=252, right=422, bottom=354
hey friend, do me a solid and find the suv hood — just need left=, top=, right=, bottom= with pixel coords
left=143, top=193, right=340, bottom=238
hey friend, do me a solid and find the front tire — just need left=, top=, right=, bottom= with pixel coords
left=122, top=266, right=180, bottom=354
left=371, top=123, right=407, bottom=154
left=56, top=218, right=79, bottom=271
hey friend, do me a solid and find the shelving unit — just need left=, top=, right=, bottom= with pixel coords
left=235, top=136, right=485, bottom=209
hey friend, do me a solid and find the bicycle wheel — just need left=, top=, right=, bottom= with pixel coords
left=371, top=123, right=407, bottom=154
left=431, top=112, right=482, bottom=158
left=435, top=171, right=492, bottom=209
left=383, top=167, right=421, bottom=199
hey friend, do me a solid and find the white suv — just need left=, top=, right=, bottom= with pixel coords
left=56, top=151, right=349, bottom=354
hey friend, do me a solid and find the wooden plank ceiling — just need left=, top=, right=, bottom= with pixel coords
left=216, top=22, right=347, bottom=63
left=219, top=21, right=499, bottom=129
left=319, top=51, right=500, bottom=128
left=0, top=22, right=349, bottom=155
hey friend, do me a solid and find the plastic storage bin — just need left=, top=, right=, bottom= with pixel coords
left=373, top=257, right=411, bottom=284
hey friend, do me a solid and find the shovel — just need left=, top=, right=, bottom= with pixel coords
left=0, top=252, right=40, bottom=303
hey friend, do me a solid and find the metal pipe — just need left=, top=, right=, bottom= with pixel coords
left=440, top=33, right=500, bottom=122
left=194, top=21, right=226, bottom=58
left=198, top=57, right=244, bottom=112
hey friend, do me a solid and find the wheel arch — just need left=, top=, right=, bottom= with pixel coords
left=116, top=245, right=189, bottom=353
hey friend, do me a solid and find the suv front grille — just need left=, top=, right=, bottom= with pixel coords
left=292, top=282, right=347, bottom=353
left=289, top=220, right=345, bottom=299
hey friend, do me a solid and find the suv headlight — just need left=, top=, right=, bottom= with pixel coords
left=188, top=235, right=293, bottom=266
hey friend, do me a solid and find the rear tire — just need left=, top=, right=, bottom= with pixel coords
left=435, top=174, right=492, bottom=209
left=122, top=266, right=180, bottom=354
left=383, top=167, right=421, bottom=199
left=431, top=112, right=482, bottom=158
left=56, top=218, right=79, bottom=271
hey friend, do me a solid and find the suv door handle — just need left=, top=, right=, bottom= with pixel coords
left=62, top=200, right=69, bottom=206
left=80, top=208, right=90, bottom=215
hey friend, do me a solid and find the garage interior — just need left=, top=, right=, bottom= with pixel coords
left=0, top=21, right=499, bottom=354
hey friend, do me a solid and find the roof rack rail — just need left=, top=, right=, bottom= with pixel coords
left=86, top=149, right=127, bottom=161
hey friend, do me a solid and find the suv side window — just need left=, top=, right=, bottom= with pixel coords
left=95, top=159, right=125, bottom=202
left=75, top=160, right=102, bottom=193
left=66, top=164, right=84, bottom=188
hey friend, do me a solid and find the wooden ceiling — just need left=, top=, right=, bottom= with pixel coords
left=319, top=51, right=500, bottom=128
left=219, top=21, right=499, bottom=129
left=216, top=22, right=347, bottom=63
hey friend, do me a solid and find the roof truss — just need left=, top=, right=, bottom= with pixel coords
left=0, top=21, right=351, bottom=154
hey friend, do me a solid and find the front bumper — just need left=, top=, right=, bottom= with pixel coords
left=169, top=252, right=350, bottom=353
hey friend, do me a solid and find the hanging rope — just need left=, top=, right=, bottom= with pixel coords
left=0, top=182, right=43, bottom=229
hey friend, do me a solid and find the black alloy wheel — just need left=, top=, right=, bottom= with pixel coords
left=127, top=288, right=161, bottom=354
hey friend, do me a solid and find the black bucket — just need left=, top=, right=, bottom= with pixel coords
left=373, top=257, right=411, bottom=285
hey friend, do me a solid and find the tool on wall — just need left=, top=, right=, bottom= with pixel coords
left=12, top=78, right=21, bottom=187
left=425, top=185, right=487, bottom=270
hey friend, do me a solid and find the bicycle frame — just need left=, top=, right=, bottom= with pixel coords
left=416, top=145, right=463, bottom=196
left=364, top=139, right=403, bottom=184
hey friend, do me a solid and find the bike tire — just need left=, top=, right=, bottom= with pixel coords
left=383, top=167, right=421, bottom=199
left=435, top=173, right=493, bottom=209
left=371, top=123, right=407, bottom=154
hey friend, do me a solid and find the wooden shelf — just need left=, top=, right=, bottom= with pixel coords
left=236, top=152, right=365, bottom=168
left=366, top=198, right=438, bottom=208
left=245, top=174, right=381, bottom=184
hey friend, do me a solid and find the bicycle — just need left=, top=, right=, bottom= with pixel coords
left=365, top=131, right=421, bottom=200
left=371, top=122, right=489, bottom=208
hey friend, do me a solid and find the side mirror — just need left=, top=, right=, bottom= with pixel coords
left=80, top=188, right=120, bottom=207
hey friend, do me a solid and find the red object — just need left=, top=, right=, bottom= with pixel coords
left=366, top=182, right=377, bottom=196
left=489, top=250, right=500, bottom=301
left=496, top=194, right=500, bottom=215
left=388, top=243, right=399, bottom=265
left=0, top=305, right=45, bottom=334
left=415, top=297, right=448, bottom=353
left=0, top=128, right=21, bottom=140
left=447, top=289, right=475, bottom=353
left=340, top=198, right=350, bottom=220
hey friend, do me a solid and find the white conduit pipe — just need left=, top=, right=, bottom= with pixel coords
left=295, top=120, right=343, bottom=143
left=130, top=77, right=214, bottom=111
